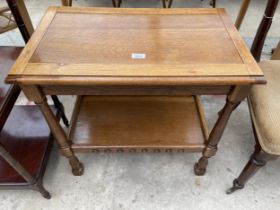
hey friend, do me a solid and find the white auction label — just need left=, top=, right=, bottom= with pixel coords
left=131, top=53, right=146, bottom=59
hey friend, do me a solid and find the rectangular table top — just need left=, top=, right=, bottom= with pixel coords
left=6, top=7, right=265, bottom=86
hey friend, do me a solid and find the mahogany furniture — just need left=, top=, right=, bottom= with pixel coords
left=6, top=7, right=265, bottom=177
left=0, top=0, right=67, bottom=198
left=0, top=54, right=59, bottom=198
left=227, top=0, right=280, bottom=194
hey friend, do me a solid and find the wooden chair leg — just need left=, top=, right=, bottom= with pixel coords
left=61, top=0, right=66, bottom=6
left=209, top=0, right=216, bottom=8
left=118, top=0, right=122, bottom=7
left=112, top=0, right=117, bottom=7
left=226, top=144, right=278, bottom=194
left=33, top=180, right=51, bottom=199
left=112, top=0, right=122, bottom=8
left=160, top=0, right=175, bottom=8
left=162, top=0, right=166, bottom=8
left=235, top=0, right=251, bottom=30
left=169, top=0, right=173, bottom=8
left=61, top=0, right=72, bottom=6
left=6, top=0, right=34, bottom=43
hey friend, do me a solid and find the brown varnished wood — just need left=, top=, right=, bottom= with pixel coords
left=7, top=75, right=265, bottom=86
left=0, top=106, right=54, bottom=183
left=4, top=7, right=266, bottom=178
left=69, top=96, right=207, bottom=152
left=251, top=0, right=279, bottom=61
left=0, top=2, right=65, bottom=198
left=20, top=85, right=84, bottom=176
left=41, top=85, right=232, bottom=96
left=24, top=64, right=250, bottom=76
left=30, top=14, right=240, bottom=65
left=227, top=0, right=280, bottom=194
left=0, top=6, right=51, bottom=196
left=227, top=139, right=277, bottom=194
left=6, top=1, right=69, bottom=127
left=218, top=9, right=262, bottom=76
left=194, top=85, right=252, bottom=175
left=6, top=7, right=264, bottom=85
left=61, top=0, right=74, bottom=6
left=61, top=0, right=69, bottom=6
left=6, top=7, right=57, bottom=78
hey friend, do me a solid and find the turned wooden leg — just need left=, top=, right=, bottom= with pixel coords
left=226, top=144, right=277, bottom=194
left=61, top=0, right=73, bottom=6
left=33, top=180, right=51, bottom=199
left=21, top=85, right=84, bottom=176
left=167, top=0, right=173, bottom=8
left=61, top=0, right=66, bottom=6
left=162, top=0, right=171, bottom=8
left=61, top=0, right=72, bottom=6
left=211, top=0, right=216, bottom=8
left=162, top=0, right=167, bottom=8
left=194, top=86, right=252, bottom=175
left=6, top=0, right=34, bottom=43
left=112, top=0, right=117, bottom=7
left=209, top=0, right=216, bottom=8
left=116, top=0, right=122, bottom=7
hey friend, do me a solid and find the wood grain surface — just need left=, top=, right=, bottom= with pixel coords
left=69, top=96, right=207, bottom=152
left=6, top=7, right=265, bottom=86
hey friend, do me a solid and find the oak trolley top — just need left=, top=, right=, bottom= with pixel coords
left=6, top=7, right=265, bottom=86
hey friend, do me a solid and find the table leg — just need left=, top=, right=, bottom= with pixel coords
left=162, top=0, right=167, bottom=8
left=61, top=0, right=72, bottom=6
left=117, top=0, right=122, bottom=7
left=21, top=85, right=84, bottom=176
left=209, top=0, right=216, bottom=8
left=194, top=85, right=251, bottom=176
left=235, top=0, right=251, bottom=30
left=167, top=0, right=173, bottom=8
left=226, top=143, right=277, bottom=194
left=112, top=0, right=117, bottom=7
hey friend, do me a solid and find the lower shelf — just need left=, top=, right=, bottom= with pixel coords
left=0, top=105, right=55, bottom=185
left=69, top=96, right=208, bottom=152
